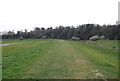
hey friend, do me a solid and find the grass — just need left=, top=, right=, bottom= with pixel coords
left=2, top=39, right=20, bottom=44
left=0, top=39, right=2, bottom=80
left=2, top=39, right=118, bottom=79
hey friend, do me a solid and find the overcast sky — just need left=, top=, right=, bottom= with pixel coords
left=0, top=0, right=119, bottom=32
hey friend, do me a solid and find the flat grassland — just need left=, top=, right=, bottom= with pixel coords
left=2, top=39, right=118, bottom=79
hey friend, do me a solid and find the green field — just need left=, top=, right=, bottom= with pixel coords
left=1, top=39, right=118, bottom=79
left=0, top=39, right=2, bottom=80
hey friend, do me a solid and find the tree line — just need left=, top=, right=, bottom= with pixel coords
left=2, top=24, right=119, bottom=40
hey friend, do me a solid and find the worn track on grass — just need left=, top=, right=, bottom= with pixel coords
left=2, top=39, right=118, bottom=79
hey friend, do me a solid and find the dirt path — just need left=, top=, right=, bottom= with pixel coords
left=0, top=43, right=17, bottom=46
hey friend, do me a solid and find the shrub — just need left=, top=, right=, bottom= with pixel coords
left=71, top=37, right=80, bottom=40
left=100, top=36, right=105, bottom=40
left=90, top=35, right=99, bottom=41
left=19, top=36, right=23, bottom=40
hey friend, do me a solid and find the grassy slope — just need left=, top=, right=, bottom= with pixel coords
left=2, top=39, right=118, bottom=79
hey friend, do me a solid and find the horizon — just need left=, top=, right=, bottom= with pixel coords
left=0, top=23, right=118, bottom=34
